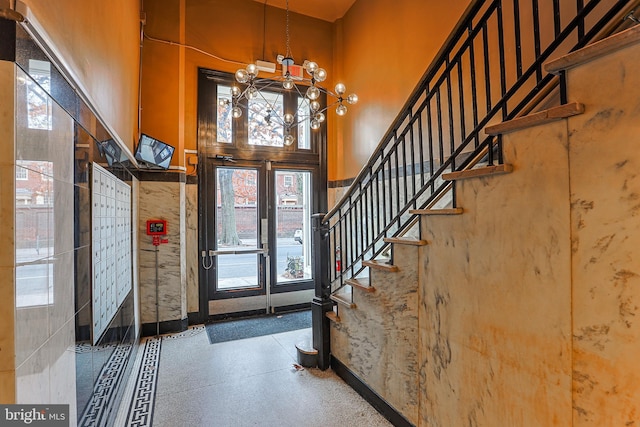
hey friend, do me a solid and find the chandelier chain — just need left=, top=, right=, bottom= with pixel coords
left=227, top=0, right=358, bottom=146
left=285, top=0, right=292, bottom=58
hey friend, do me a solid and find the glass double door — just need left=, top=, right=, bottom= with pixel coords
left=201, top=160, right=314, bottom=316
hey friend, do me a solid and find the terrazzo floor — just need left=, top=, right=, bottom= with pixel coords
left=116, top=325, right=392, bottom=427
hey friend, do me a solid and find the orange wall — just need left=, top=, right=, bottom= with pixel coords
left=22, top=0, right=140, bottom=153
left=334, top=0, right=471, bottom=180
left=141, top=0, right=333, bottom=168
left=141, top=0, right=471, bottom=175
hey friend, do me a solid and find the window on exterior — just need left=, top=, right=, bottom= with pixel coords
left=16, top=167, right=28, bottom=180
left=27, top=59, right=52, bottom=130
left=297, top=97, right=311, bottom=150
left=248, top=91, right=284, bottom=147
left=283, top=175, right=293, bottom=187
left=203, top=70, right=325, bottom=154
left=217, top=85, right=233, bottom=143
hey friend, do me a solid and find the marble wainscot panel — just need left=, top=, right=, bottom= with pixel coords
left=327, top=185, right=349, bottom=211
left=565, top=35, right=640, bottom=425
left=0, top=60, right=17, bottom=403
left=131, top=176, right=140, bottom=337
left=331, top=243, right=420, bottom=425
left=138, top=179, right=187, bottom=333
left=419, top=120, right=572, bottom=426
left=186, top=182, right=199, bottom=316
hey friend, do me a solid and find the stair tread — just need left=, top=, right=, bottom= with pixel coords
left=546, top=25, right=640, bottom=75
left=443, top=164, right=513, bottom=181
left=326, top=311, right=341, bottom=322
left=485, top=102, right=584, bottom=135
left=383, top=237, right=428, bottom=246
left=410, top=207, right=464, bottom=215
left=345, top=277, right=375, bottom=292
left=330, top=287, right=356, bottom=308
left=363, top=259, right=399, bottom=272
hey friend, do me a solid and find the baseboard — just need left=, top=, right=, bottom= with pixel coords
left=208, top=309, right=268, bottom=322
left=272, top=302, right=311, bottom=313
left=141, top=318, right=188, bottom=337
left=331, top=356, right=414, bottom=427
left=187, top=311, right=203, bottom=325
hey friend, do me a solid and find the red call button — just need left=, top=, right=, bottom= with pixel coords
left=146, top=219, right=167, bottom=236
left=152, top=236, right=169, bottom=246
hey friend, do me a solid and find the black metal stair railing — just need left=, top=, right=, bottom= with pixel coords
left=322, top=0, right=637, bottom=291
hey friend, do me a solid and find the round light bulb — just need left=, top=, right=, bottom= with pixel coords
left=310, top=100, right=321, bottom=112
left=347, top=94, right=359, bottom=104
left=247, top=86, right=258, bottom=99
left=310, top=119, right=321, bottom=130
left=284, top=134, right=295, bottom=146
left=336, top=104, right=347, bottom=116
left=246, top=63, right=258, bottom=77
left=231, top=86, right=241, bottom=97
left=313, top=68, right=327, bottom=82
left=304, top=61, right=318, bottom=74
left=306, top=86, right=320, bottom=100
left=235, top=69, right=248, bottom=84
left=283, top=78, right=294, bottom=90
left=284, top=113, right=295, bottom=125
left=315, top=112, right=325, bottom=123
left=219, top=98, right=229, bottom=107
left=334, top=83, right=346, bottom=95
left=232, top=106, right=243, bottom=118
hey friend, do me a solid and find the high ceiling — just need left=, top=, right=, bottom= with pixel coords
left=253, top=0, right=357, bottom=23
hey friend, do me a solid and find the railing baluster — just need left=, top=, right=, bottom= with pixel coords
left=427, top=87, right=435, bottom=192
left=409, top=114, right=416, bottom=204
left=359, top=189, right=365, bottom=265
left=375, top=168, right=380, bottom=237
left=347, top=203, right=353, bottom=274
left=577, top=0, right=585, bottom=39
left=497, top=0, right=508, bottom=125
left=446, top=57, right=456, bottom=171
left=482, top=22, right=492, bottom=113
left=553, top=0, right=561, bottom=37
left=402, top=134, right=409, bottom=209
left=468, top=24, right=480, bottom=149
left=363, top=178, right=369, bottom=257
left=417, top=109, right=425, bottom=189
left=532, top=0, right=542, bottom=83
left=513, top=0, right=523, bottom=78
left=383, top=160, right=389, bottom=228
left=457, top=59, right=466, bottom=156
left=394, top=139, right=401, bottom=221
left=436, top=89, right=444, bottom=169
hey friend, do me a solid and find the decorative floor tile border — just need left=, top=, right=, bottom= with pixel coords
left=124, top=337, right=162, bottom=427
left=78, top=343, right=132, bottom=427
left=162, top=325, right=206, bottom=340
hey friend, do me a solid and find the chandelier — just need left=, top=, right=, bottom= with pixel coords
left=221, top=0, right=358, bottom=146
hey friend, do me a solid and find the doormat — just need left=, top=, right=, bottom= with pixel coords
left=206, top=310, right=311, bottom=344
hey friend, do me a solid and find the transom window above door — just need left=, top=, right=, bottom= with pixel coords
left=203, top=69, right=325, bottom=157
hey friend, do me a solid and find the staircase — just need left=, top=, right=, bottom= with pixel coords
left=319, top=2, right=640, bottom=426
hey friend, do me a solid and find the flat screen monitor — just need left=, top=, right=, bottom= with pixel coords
left=135, top=134, right=175, bottom=170
left=99, top=139, right=122, bottom=167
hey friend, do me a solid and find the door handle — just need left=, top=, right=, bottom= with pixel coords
left=210, top=248, right=267, bottom=256
left=201, top=250, right=214, bottom=270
